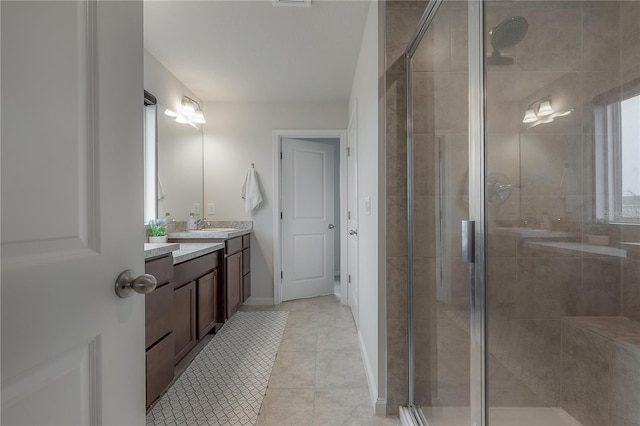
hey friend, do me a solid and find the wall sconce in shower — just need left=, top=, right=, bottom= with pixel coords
left=522, top=97, right=573, bottom=127
left=165, top=96, right=206, bottom=125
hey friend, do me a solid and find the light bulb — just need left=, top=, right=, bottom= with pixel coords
left=538, top=100, right=554, bottom=116
left=164, top=109, right=177, bottom=117
left=182, top=102, right=196, bottom=115
left=192, top=111, right=206, bottom=124
left=522, top=109, right=538, bottom=123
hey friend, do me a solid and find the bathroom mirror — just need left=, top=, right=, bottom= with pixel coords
left=156, top=102, right=204, bottom=222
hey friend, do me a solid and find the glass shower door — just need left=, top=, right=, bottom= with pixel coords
left=408, top=1, right=472, bottom=424
left=483, top=1, right=640, bottom=425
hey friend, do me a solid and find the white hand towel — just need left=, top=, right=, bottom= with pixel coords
left=241, top=167, right=263, bottom=213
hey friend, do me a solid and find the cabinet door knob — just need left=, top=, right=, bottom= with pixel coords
left=115, top=270, right=157, bottom=298
left=328, top=224, right=335, bottom=229
left=349, top=229, right=358, bottom=236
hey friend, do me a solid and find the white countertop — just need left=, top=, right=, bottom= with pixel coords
left=172, top=243, right=224, bottom=264
left=144, top=243, right=180, bottom=259
left=168, top=228, right=252, bottom=239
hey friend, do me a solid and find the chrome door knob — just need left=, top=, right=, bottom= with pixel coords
left=115, top=270, right=157, bottom=298
left=328, top=224, right=335, bottom=229
left=349, top=229, right=358, bottom=236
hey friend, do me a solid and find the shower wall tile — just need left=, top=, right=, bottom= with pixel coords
left=486, top=72, right=519, bottom=133
left=562, top=322, right=610, bottom=426
left=433, top=71, right=468, bottom=133
left=442, top=133, right=468, bottom=197
left=487, top=233, right=518, bottom=258
left=413, top=257, right=436, bottom=320
left=414, top=196, right=436, bottom=258
left=386, top=133, right=407, bottom=197
left=515, top=7, right=582, bottom=72
left=515, top=256, right=581, bottom=319
left=385, top=1, right=427, bottom=67
left=387, top=257, right=408, bottom=321
left=412, top=6, right=449, bottom=72
left=448, top=2, right=468, bottom=73
left=582, top=3, right=621, bottom=72
left=434, top=306, right=470, bottom=405
left=413, top=133, right=436, bottom=197
left=414, top=317, right=434, bottom=405
left=579, top=257, right=622, bottom=317
left=386, top=196, right=408, bottom=257
left=385, top=62, right=407, bottom=139
left=609, top=343, right=640, bottom=426
left=412, top=71, right=435, bottom=134
left=386, top=318, right=409, bottom=414
left=487, top=257, right=516, bottom=319
left=623, top=258, right=640, bottom=322
left=621, top=0, right=640, bottom=83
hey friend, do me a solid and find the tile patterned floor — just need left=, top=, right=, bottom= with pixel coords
left=146, top=311, right=289, bottom=426
left=147, top=295, right=399, bottom=426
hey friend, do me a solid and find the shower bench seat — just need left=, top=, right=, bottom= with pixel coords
left=561, top=317, right=640, bottom=425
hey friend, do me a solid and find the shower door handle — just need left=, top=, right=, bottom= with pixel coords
left=461, top=220, right=475, bottom=263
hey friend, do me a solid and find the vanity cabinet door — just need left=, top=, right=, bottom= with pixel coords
left=173, top=281, right=197, bottom=364
left=226, top=251, right=243, bottom=319
left=197, top=270, right=218, bottom=339
left=146, top=332, right=174, bottom=408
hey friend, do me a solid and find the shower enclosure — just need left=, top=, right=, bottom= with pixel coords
left=399, top=0, right=640, bottom=425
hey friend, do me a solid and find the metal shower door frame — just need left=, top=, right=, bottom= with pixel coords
left=403, top=1, right=488, bottom=425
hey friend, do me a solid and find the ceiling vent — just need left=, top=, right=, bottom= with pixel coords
left=272, top=0, right=311, bottom=7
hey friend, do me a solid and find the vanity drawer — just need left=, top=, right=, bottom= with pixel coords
left=226, top=236, right=242, bottom=255
left=145, top=254, right=173, bottom=287
left=174, top=252, right=218, bottom=289
left=145, top=283, right=173, bottom=349
left=146, top=332, right=174, bottom=408
left=242, top=234, right=250, bottom=248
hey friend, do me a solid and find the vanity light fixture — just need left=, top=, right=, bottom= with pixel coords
left=537, top=100, right=554, bottom=116
left=522, top=108, right=538, bottom=123
left=164, top=96, right=206, bottom=125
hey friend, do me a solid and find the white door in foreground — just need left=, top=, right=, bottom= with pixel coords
left=1, top=2, right=146, bottom=424
left=281, top=138, right=335, bottom=301
left=347, top=111, right=359, bottom=326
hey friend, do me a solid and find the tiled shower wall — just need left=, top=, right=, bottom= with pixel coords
left=383, top=0, right=640, bottom=419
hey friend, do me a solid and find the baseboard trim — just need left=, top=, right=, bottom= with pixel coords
left=243, top=297, right=275, bottom=306
left=375, top=397, right=387, bottom=417
left=357, top=329, right=381, bottom=415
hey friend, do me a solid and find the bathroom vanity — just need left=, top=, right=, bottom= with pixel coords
left=144, top=241, right=224, bottom=408
left=143, top=227, right=252, bottom=409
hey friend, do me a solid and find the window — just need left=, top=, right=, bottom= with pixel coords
left=594, top=81, right=640, bottom=225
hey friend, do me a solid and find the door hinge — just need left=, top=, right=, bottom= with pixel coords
left=346, top=147, right=351, bottom=156
left=348, top=274, right=351, bottom=283
left=280, top=152, right=283, bottom=160
left=348, top=211, right=351, bottom=220
left=280, top=212, right=283, bottom=220
left=281, top=271, right=283, bottom=279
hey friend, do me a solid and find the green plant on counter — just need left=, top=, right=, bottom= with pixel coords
left=146, top=218, right=167, bottom=237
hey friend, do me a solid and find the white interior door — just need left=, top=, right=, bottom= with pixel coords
left=1, top=2, right=145, bottom=425
left=347, top=112, right=359, bottom=326
left=281, top=138, right=335, bottom=301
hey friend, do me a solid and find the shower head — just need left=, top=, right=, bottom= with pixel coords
left=487, top=16, right=528, bottom=66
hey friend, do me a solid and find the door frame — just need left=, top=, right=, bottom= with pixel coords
left=272, top=129, right=348, bottom=305
left=346, top=103, right=360, bottom=326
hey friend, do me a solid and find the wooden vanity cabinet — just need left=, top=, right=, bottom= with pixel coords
left=242, top=234, right=251, bottom=301
left=172, top=250, right=221, bottom=364
left=144, top=254, right=174, bottom=408
left=225, top=235, right=251, bottom=318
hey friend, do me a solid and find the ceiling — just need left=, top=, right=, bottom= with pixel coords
left=143, top=0, right=371, bottom=103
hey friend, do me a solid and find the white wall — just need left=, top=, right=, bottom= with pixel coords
left=202, top=103, right=348, bottom=303
left=144, top=50, right=202, bottom=114
left=348, top=0, right=383, bottom=413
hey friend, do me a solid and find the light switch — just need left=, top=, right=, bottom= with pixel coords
left=207, top=203, right=216, bottom=215
left=364, top=197, right=371, bottom=216
left=192, top=203, right=201, bottom=215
